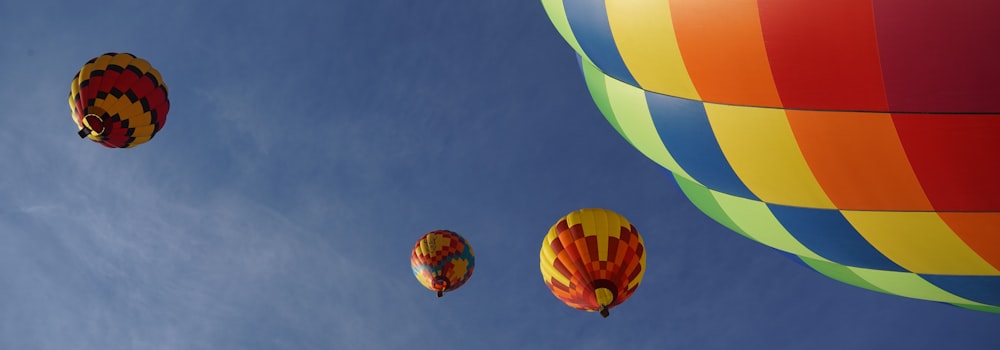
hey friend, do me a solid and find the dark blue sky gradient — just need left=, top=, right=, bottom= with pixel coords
left=0, top=1, right=997, bottom=349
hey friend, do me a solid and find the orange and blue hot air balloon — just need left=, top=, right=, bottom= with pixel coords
left=69, top=52, right=170, bottom=148
left=540, top=208, right=646, bottom=317
left=411, top=230, right=475, bottom=297
left=541, top=0, right=1000, bottom=312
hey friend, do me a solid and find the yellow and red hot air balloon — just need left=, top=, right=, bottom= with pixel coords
left=69, top=52, right=170, bottom=148
left=410, top=230, right=475, bottom=297
left=540, top=208, right=646, bottom=317
left=541, top=0, right=1000, bottom=312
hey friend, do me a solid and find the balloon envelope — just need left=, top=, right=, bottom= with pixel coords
left=69, top=52, right=170, bottom=148
left=410, top=230, right=475, bottom=297
left=539, top=208, right=646, bottom=317
left=542, top=0, right=1000, bottom=312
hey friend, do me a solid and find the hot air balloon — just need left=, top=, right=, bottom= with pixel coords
left=410, top=230, right=475, bottom=297
left=540, top=208, right=646, bottom=317
left=69, top=52, right=170, bottom=148
left=541, top=0, right=1000, bottom=312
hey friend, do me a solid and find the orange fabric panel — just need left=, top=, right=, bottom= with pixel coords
left=939, top=212, right=1000, bottom=271
left=669, top=0, right=782, bottom=107
left=785, top=110, right=933, bottom=211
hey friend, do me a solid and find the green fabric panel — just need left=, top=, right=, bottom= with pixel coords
left=673, top=174, right=752, bottom=240
left=581, top=58, right=627, bottom=141
left=951, top=303, right=1000, bottom=314
left=540, top=0, right=588, bottom=61
left=710, top=190, right=824, bottom=260
left=800, top=256, right=888, bottom=294
left=600, top=69, right=693, bottom=180
left=848, top=267, right=981, bottom=305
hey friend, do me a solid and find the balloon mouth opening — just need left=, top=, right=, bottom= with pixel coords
left=433, top=277, right=449, bottom=297
left=592, top=281, right=617, bottom=318
left=81, top=113, right=106, bottom=136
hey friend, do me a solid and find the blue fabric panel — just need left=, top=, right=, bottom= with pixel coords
left=562, top=0, right=639, bottom=87
left=922, top=275, right=1000, bottom=306
left=769, top=204, right=906, bottom=271
left=645, top=91, right=757, bottom=199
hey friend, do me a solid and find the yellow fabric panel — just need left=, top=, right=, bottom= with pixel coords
left=417, top=233, right=451, bottom=257
left=627, top=251, right=647, bottom=289
left=131, top=123, right=157, bottom=137
left=106, top=53, right=136, bottom=71
left=595, top=287, right=614, bottom=306
left=571, top=208, right=622, bottom=262
left=68, top=83, right=81, bottom=117
left=573, top=208, right=602, bottom=238
left=84, top=54, right=164, bottom=90
left=542, top=228, right=559, bottom=254
left=605, top=0, right=699, bottom=100
left=540, top=260, right=571, bottom=287
left=705, top=103, right=834, bottom=208
left=90, top=95, right=122, bottom=116
left=97, top=91, right=144, bottom=122
left=68, top=78, right=84, bottom=130
left=447, top=258, right=470, bottom=282
left=604, top=74, right=694, bottom=180
left=417, top=274, right=433, bottom=290
left=77, top=54, right=114, bottom=88
left=539, top=230, right=572, bottom=286
left=435, top=235, right=452, bottom=255
left=122, top=56, right=152, bottom=75
left=849, top=267, right=984, bottom=305
left=417, top=238, right=430, bottom=257
left=114, top=101, right=148, bottom=123
left=596, top=229, right=610, bottom=262
left=595, top=211, right=612, bottom=262
left=129, top=133, right=152, bottom=146
left=711, top=189, right=825, bottom=261
left=559, top=208, right=640, bottom=273
left=74, top=65, right=91, bottom=89
left=69, top=98, right=83, bottom=129
left=569, top=208, right=627, bottom=239
left=843, top=211, right=1000, bottom=275
left=71, top=115, right=83, bottom=130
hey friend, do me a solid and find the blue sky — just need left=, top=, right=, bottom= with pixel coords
left=1, top=1, right=998, bottom=349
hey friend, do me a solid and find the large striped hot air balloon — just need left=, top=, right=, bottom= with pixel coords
left=69, top=52, right=170, bottom=148
left=540, top=208, right=646, bottom=317
left=541, top=0, right=1000, bottom=312
left=411, top=230, right=475, bottom=297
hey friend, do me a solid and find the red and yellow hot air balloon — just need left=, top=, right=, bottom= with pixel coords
left=410, top=230, right=475, bottom=297
left=540, top=208, right=646, bottom=317
left=69, top=52, right=170, bottom=148
left=541, top=0, right=1000, bottom=312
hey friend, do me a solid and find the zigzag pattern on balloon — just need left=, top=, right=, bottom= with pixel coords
left=540, top=208, right=646, bottom=315
left=410, top=230, right=475, bottom=295
left=69, top=52, right=170, bottom=148
left=541, top=0, right=1000, bottom=313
